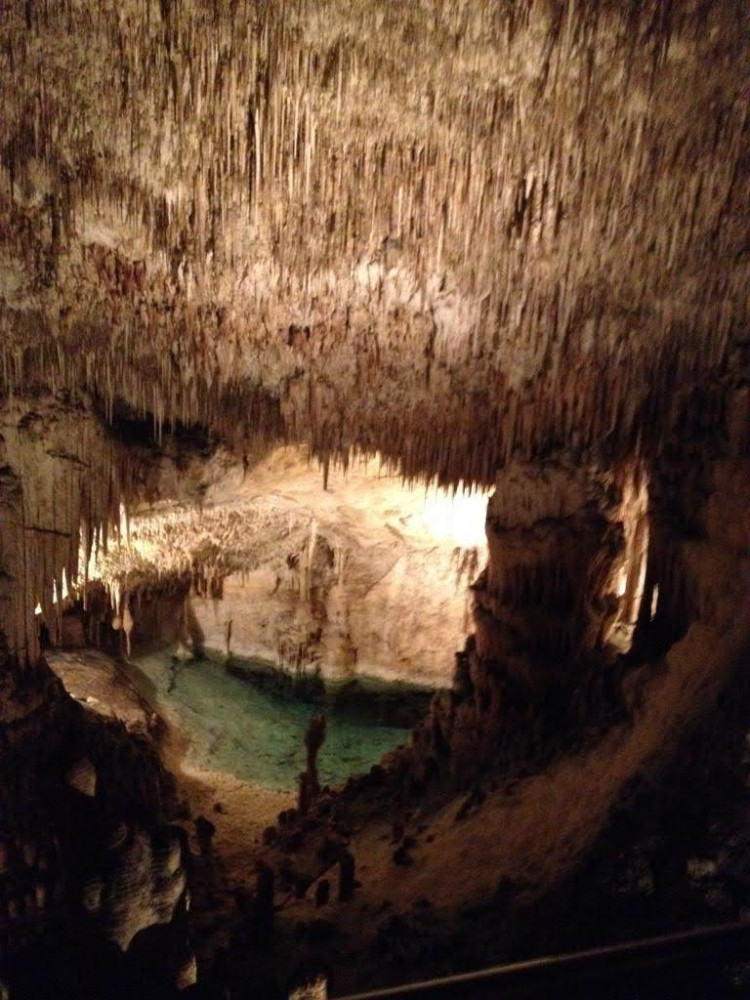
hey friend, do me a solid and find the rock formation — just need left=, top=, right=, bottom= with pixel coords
left=477, top=460, right=625, bottom=678
left=0, top=1, right=745, bottom=483
left=0, top=0, right=747, bottom=994
left=80, top=447, right=485, bottom=686
left=0, top=399, right=196, bottom=994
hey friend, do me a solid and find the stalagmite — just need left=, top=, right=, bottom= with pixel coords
left=122, top=600, right=134, bottom=658
left=304, top=712, right=327, bottom=802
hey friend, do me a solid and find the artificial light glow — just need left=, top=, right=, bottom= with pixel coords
left=51, top=569, right=70, bottom=606
left=605, top=466, right=650, bottom=652
left=81, top=450, right=491, bottom=619
left=420, top=488, right=489, bottom=549
left=651, top=584, right=660, bottom=620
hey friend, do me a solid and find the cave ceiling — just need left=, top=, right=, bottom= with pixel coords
left=0, top=0, right=747, bottom=485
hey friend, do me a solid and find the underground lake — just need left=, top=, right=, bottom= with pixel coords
left=124, top=650, right=432, bottom=792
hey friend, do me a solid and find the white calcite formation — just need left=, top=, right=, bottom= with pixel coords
left=0, top=2, right=746, bottom=485
left=0, top=397, right=136, bottom=667
left=88, top=447, right=486, bottom=685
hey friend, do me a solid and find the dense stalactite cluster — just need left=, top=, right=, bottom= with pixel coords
left=90, top=497, right=318, bottom=601
left=0, top=398, right=130, bottom=666
left=0, top=394, right=226, bottom=667
left=0, top=0, right=746, bottom=484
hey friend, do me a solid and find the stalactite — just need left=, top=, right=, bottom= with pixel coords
left=0, top=397, right=151, bottom=666
left=0, top=0, right=744, bottom=490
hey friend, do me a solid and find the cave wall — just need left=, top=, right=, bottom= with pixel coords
left=123, top=519, right=473, bottom=688
left=414, top=387, right=750, bottom=782
left=0, top=398, right=194, bottom=994
left=0, top=396, right=126, bottom=666
left=474, top=460, right=625, bottom=684
left=185, top=535, right=470, bottom=686
left=640, top=386, right=750, bottom=650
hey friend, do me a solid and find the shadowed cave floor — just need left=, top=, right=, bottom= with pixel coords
left=45, top=642, right=750, bottom=998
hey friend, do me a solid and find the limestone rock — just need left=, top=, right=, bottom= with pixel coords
left=66, top=756, right=97, bottom=797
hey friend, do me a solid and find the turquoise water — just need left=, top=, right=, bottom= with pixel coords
left=127, top=652, right=423, bottom=792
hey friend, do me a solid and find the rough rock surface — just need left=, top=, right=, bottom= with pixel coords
left=477, top=460, right=624, bottom=676
left=0, top=656, right=193, bottom=995
left=95, top=447, right=486, bottom=686
left=0, top=2, right=746, bottom=485
left=0, top=401, right=194, bottom=995
left=47, top=648, right=157, bottom=734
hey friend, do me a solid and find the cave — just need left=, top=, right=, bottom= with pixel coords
left=0, top=2, right=748, bottom=999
